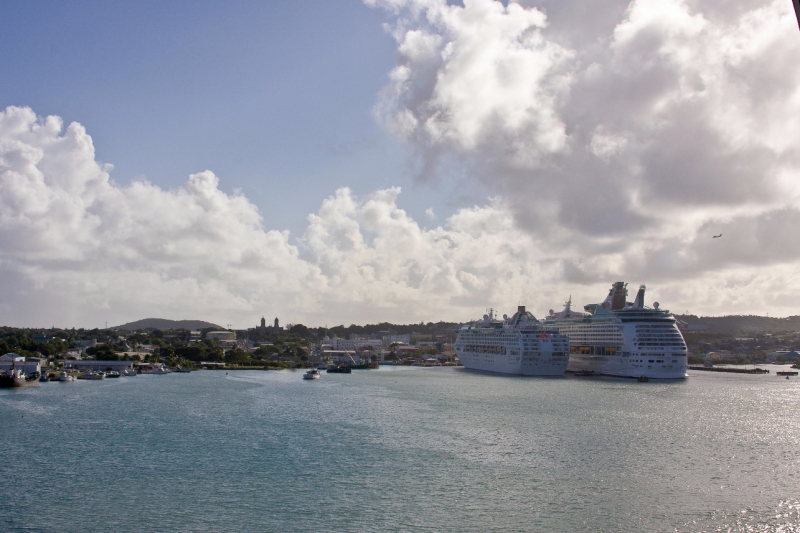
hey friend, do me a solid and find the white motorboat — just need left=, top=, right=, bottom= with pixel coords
left=77, top=370, right=106, bottom=380
left=303, top=369, right=321, bottom=380
left=57, top=371, right=76, bottom=382
left=121, top=368, right=137, bottom=377
left=139, top=364, right=170, bottom=375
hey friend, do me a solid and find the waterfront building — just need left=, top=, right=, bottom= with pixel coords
left=60, top=360, right=134, bottom=372
left=330, top=336, right=382, bottom=352
left=0, top=353, right=41, bottom=374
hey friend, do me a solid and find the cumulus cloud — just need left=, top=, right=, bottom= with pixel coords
left=368, top=0, right=800, bottom=304
left=3, top=102, right=800, bottom=327
left=0, top=106, right=568, bottom=327
left=0, top=103, right=800, bottom=327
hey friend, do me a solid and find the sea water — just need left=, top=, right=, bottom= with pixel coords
left=1, top=367, right=798, bottom=533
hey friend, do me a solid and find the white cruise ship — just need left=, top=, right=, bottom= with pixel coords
left=544, top=282, right=688, bottom=379
left=454, top=306, right=570, bottom=376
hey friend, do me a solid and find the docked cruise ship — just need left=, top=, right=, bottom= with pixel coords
left=455, top=306, right=570, bottom=376
left=544, top=282, right=688, bottom=379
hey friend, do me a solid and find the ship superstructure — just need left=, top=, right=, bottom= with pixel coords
left=454, top=306, right=570, bottom=376
left=544, top=282, right=688, bottom=379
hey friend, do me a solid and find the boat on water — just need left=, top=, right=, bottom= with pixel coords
left=303, top=369, right=321, bottom=380
left=0, top=368, right=40, bottom=388
left=39, top=373, right=50, bottom=382
left=106, top=371, right=120, bottom=378
left=173, top=366, right=191, bottom=373
left=57, top=371, right=76, bottom=382
left=77, top=371, right=106, bottom=380
left=139, top=364, right=170, bottom=375
left=121, top=368, right=137, bottom=377
left=454, top=306, right=570, bottom=376
left=326, top=365, right=352, bottom=374
left=544, top=282, right=688, bottom=379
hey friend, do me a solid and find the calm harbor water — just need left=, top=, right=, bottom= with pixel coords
left=1, top=367, right=798, bottom=533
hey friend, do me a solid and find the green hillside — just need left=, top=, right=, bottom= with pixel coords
left=677, top=315, right=800, bottom=335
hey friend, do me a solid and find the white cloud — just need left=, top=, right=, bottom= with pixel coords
left=371, top=0, right=574, bottom=165
left=367, top=0, right=800, bottom=305
left=5, top=42, right=800, bottom=331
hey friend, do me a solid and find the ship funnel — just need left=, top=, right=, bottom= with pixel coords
left=632, top=284, right=645, bottom=309
left=605, top=281, right=628, bottom=310
left=518, top=305, right=526, bottom=314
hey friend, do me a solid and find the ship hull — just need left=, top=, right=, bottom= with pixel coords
left=0, top=375, right=40, bottom=388
left=459, top=353, right=567, bottom=376
left=567, top=354, right=687, bottom=379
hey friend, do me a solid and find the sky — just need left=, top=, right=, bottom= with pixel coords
left=1, top=0, right=799, bottom=328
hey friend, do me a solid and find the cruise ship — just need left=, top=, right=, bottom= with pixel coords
left=544, top=282, right=688, bottom=379
left=454, top=306, right=570, bottom=376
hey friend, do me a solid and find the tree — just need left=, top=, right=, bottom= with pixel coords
left=225, top=348, right=250, bottom=364
left=289, top=324, right=310, bottom=337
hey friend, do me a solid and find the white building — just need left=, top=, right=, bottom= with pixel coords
left=0, top=353, right=42, bottom=374
left=330, top=336, right=382, bottom=352
left=207, top=331, right=237, bottom=348
left=61, top=360, right=134, bottom=371
left=384, top=334, right=411, bottom=346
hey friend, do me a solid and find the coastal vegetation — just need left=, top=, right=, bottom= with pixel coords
left=3, top=314, right=798, bottom=370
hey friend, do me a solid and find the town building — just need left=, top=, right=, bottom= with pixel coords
left=60, top=360, right=134, bottom=372
left=0, top=353, right=41, bottom=373
left=254, top=316, right=284, bottom=336
left=206, top=331, right=238, bottom=348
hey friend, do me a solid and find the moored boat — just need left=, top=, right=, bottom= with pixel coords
left=0, top=368, right=40, bottom=388
left=57, top=371, right=76, bottom=382
left=455, top=306, right=570, bottom=376
left=77, top=370, right=106, bottom=380
left=326, top=365, right=352, bottom=374
left=545, top=282, right=688, bottom=379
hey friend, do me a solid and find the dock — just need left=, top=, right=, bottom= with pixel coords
left=689, top=366, right=770, bottom=374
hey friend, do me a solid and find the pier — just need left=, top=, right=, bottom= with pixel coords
left=689, top=366, right=770, bottom=374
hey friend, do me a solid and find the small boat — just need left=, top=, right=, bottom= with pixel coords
left=106, top=371, right=120, bottom=378
left=121, top=368, right=137, bottom=377
left=303, top=369, right=321, bottom=380
left=776, top=371, right=798, bottom=376
left=57, top=371, right=76, bottom=382
left=140, top=365, right=170, bottom=375
left=326, top=365, right=352, bottom=374
left=0, top=369, right=40, bottom=388
left=173, top=366, right=191, bottom=373
left=39, top=373, right=50, bottom=382
left=77, top=371, right=106, bottom=380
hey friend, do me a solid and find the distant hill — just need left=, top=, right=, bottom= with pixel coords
left=677, top=315, right=800, bottom=335
left=113, top=318, right=222, bottom=331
